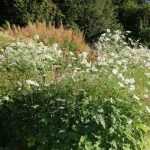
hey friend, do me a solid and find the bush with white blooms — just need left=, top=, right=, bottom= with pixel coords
left=0, top=30, right=150, bottom=150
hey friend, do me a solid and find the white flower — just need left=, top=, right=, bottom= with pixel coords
left=32, top=105, right=40, bottom=109
left=81, top=59, right=91, bottom=68
left=72, top=57, right=77, bottom=60
left=129, top=85, right=135, bottom=91
left=146, top=106, right=150, bottom=113
left=82, top=52, right=88, bottom=58
left=126, top=31, right=131, bottom=33
left=106, top=29, right=111, bottom=33
left=112, top=69, right=118, bottom=75
left=68, top=64, right=72, bottom=67
left=81, top=59, right=88, bottom=65
left=69, top=51, right=74, bottom=56
left=0, top=96, right=13, bottom=103
left=52, top=43, right=59, bottom=51
left=74, top=67, right=81, bottom=71
left=117, top=73, right=124, bottom=81
left=124, top=79, right=130, bottom=85
left=124, top=78, right=135, bottom=85
left=128, top=119, right=133, bottom=125
left=118, top=82, right=125, bottom=88
left=45, top=55, right=54, bottom=61
left=129, top=78, right=135, bottom=84
left=33, top=34, right=40, bottom=40
left=133, top=95, right=140, bottom=101
left=26, top=80, right=39, bottom=87
left=0, top=55, right=4, bottom=60
left=57, top=50, right=62, bottom=57
left=91, top=66, right=98, bottom=72
left=110, top=52, right=115, bottom=57
left=3, top=96, right=9, bottom=101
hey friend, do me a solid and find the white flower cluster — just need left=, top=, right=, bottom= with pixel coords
left=1, top=40, right=63, bottom=73
left=94, top=30, right=150, bottom=97
left=0, top=31, right=149, bottom=101
left=26, top=80, right=39, bottom=87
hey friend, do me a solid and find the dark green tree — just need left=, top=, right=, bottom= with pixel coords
left=0, top=0, right=57, bottom=25
left=113, top=0, right=150, bottom=46
left=53, top=0, right=118, bottom=41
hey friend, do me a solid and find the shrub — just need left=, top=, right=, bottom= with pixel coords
left=140, top=27, right=150, bottom=47
left=0, top=75, right=148, bottom=150
left=0, top=0, right=56, bottom=25
left=0, top=31, right=150, bottom=149
left=0, top=0, right=119, bottom=42
left=113, top=0, right=150, bottom=47
left=52, top=0, right=119, bottom=42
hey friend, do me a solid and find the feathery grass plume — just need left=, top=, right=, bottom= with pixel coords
left=2, top=22, right=89, bottom=53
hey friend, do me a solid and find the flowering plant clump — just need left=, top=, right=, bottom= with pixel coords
left=0, top=31, right=150, bottom=149
left=94, top=30, right=150, bottom=100
left=0, top=40, right=65, bottom=94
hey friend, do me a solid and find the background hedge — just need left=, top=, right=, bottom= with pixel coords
left=0, top=0, right=149, bottom=45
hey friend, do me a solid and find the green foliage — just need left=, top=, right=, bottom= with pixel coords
left=113, top=0, right=150, bottom=47
left=0, top=0, right=149, bottom=46
left=53, top=0, right=118, bottom=41
left=139, top=4, right=150, bottom=47
left=140, top=27, right=150, bottom=47
left=0, top=0, right=119, bottom=42
left=0, top=76, right=148, bottom=150
left=0, top=0, right=57, bottom=25
left=0, top=30, right=150, bottom=149
left=62, top=39, right=79, bottom=52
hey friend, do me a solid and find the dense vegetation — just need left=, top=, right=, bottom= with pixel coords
left=0, top=0, right=150, bottom=149
left=113, top=0, right=150, bottom=46
left=0, top=28, right=150, bottom=149
left=0, top=0, right=149, bottom=44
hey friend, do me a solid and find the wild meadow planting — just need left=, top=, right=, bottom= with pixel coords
left=0, top=0, right=150, bottom=149
left=0, top=24, right=150, bottom=149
